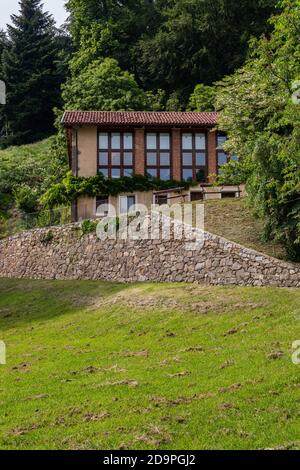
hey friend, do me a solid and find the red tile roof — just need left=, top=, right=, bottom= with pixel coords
left=62, top=111, right=218, bottom=127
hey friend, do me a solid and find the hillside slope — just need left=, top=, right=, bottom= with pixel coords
left=202, top=198, right=286, bottom=260
left=0, top=279, right=299, bottom=450
left=0, top=138, right=68, bottom=237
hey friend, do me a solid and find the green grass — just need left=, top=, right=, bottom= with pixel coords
left=202, top=198, right=286, bottom=260
left=0, top=278, right=299, bottom=450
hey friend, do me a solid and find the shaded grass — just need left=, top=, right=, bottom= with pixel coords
left=0, top=278, right=299, bottom=450
left=202, top=198, right=286, bottom=260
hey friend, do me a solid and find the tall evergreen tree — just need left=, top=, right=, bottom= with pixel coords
left=1, top=0, right=61, bottom=147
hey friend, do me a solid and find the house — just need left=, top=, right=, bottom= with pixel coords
left=62, top=111, right=243, bottom=220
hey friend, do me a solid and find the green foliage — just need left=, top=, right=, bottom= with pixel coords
left=0, top=0, right=67, bottom=147
left=80, top=219, right=98, bottom=235
left=41, top=172, right=192, bottom=209
left=66, top=0, right=278, bottom=107
left=165, top=91, right=183, bottom=112
left=187, top=84, right=216, bottom=112
left=216, top=0, right=300, bottom=260
left=14, top=185, right=39, bottom=214
left=215, top=159, right=255, bottom=186
left=0, top=138, right=68, bottom=230
left=62, top=58, right=150, bottom=111
left=40, top=230, right=54, bottom=244
left=134, top=0, right=277, bottom=100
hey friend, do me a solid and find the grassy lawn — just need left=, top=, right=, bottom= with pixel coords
left=0, top=278, right=299, bottom=450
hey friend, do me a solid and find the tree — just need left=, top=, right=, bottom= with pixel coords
left=216, top=0, right=300, bottom=260
left=187, top=84, right=216, bottom=111
left=62, top=58, right=150, bottom=111
left=134, top=0, right=278, bottom=100
left=66, top=0, right=162, bottom=74
left=0, top=30, right=7, bottom=141
left=1, top=0, right=63, bottom=147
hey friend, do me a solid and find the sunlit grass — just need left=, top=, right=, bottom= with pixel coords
left=0, top=278, right=299, bottom=450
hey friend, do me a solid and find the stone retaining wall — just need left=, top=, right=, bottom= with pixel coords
left=0, top=223, right=299, bottom=287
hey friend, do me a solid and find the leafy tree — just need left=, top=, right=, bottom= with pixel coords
left=187, top=84, right=216, bottom=111
left=165, top=91, right=183, bottom=111
left=216, top=0, right=300, bottom=260
left=1, top=0, right=64, bottom=147
left=134, top=0, right=278, bottom=100
left=66, top=0, right=163, bottom=74
left=62, top=58, right=150, bottom=111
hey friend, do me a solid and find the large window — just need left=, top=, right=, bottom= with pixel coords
left=146, top=132, right=171, bottom=180
left=217, top=133, right=239, bottom=173
left=181, top=133, right=207, bottom=182
left=98, top=131, right=134, bottom=178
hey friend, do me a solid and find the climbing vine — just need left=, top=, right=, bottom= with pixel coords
left=41, top=172, right=193, bottom=208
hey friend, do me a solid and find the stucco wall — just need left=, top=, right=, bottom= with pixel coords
left=77, top=127, right=97, bottom=177
left=0, top=223, right=299, bottom=287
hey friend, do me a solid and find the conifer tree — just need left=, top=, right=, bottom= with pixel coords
left=1, top=0, right=61, bottom=146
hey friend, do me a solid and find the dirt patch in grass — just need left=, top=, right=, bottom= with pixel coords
left=91, top=285, right=270, bottom=316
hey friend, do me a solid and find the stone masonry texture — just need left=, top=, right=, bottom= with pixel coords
left=0, top=222, right=299, bottom=287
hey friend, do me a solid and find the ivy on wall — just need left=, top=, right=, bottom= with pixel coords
left=41, top=172, right=193, bottom=208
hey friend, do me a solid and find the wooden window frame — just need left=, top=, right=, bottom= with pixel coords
left=181, top=131, right=208, bottom=183
left=97, top=129, right=135, bottom=178
left=145, top=131, right=172, bottom=180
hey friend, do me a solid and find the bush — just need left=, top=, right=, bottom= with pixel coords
left=14, top=185, right=39, bottom=213
left=81, top=219, right=98, bottom=235
left=40, top=231, right=54, bottom=244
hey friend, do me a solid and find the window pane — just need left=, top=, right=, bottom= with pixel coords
left=196, top=169, right=206, bottom=182
left=99, top=152, right=108, bottom=166
left=111, top=132, right=121, bottom=149
left=183, top=169, right=193, bottom=182
left=160, top=153, right=170, bottom=166
left=124, top=152, right=133, bottom=166
left=111, top=168, right=121, bottom=178
left=111, top=152, right=121, bottom=166
left=124, top=132, right=133, bottom=150
left=147, top=133, right=157, bottom=150
left=96, top=196, right=109, bottom=216
left=124, top=168, right=133, bottom=177
left=147, top=152, right=157, bottom=166
left=218, top=152, right=228, bottom=166
left=160, top=133, right=170, bottom=150
left=120, top=196, right=128, bottom=214
left=182, top=153, right=193, bottom=166
left=196, top=152, right=206, bottom=166
left=231, top=154, right=239, bottom=161
left=160, top=169, right=171, bottom=181
left=127, top=196, right=136, bottom=213
left=195, top=133, right=206, bottom=150
left=182, top=133, right=193, bottom=150
left=147, top=168, right=157, bottom=178
left=156, top=195, right=168, bottom=206
left=99, top=133, right=108, bottom=149
left=99, top=168, right=108, bottom=177
left=217, top=134, right=227, bottom=148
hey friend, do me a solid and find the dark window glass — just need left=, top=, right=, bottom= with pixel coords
left=98, top=131, right=134, bottom=178
left=183, top=169, right=193, bottom=182
left=181, top=133, right=207, bottom=182
left=96, top=195, right=109, bottom=216
left=146, top=132, right=171, bottom=180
